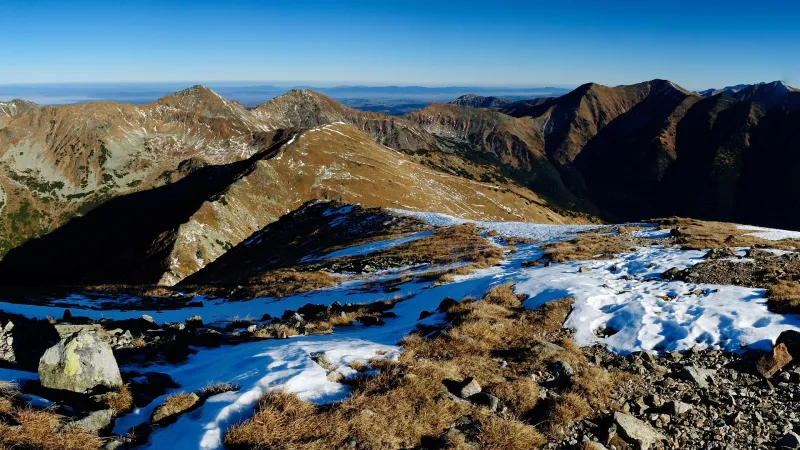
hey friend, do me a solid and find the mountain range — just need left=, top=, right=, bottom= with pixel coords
left=0, top=79, right=799, bottom=286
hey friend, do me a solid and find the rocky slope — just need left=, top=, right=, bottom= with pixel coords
left=0, top=122, right=582, bottom=286
left=449, top=94, right=513, bottom=109
left=4, top=79, right=800, bottom=287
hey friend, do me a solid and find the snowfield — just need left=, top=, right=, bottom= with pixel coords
left=2, top=215, right=800, bottom=449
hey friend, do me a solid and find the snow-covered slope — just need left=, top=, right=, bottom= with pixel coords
left=1, top=216, right=799, bottom=449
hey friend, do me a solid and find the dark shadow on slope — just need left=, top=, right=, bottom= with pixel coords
left=0, top=129, right=297, bottom=286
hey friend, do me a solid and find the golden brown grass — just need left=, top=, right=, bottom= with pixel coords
left=105, top=384, right=134, bottom=417
left=151, top=392, right=200, bottom=424
left=489, top=378, right=540, bottom=417
left=661, top=217, right=800, bottom=251
left=0, top=408, right=103, bottom=450
left=767, top=280, right=800, bottom=314
left=250, top=270, right=339, bottom=299
left=541, top=233, right=634, bottom=263
left=382, top=224, right=504, bottom=267
left=548, top=392, right=592, bottom=436
left=479, top=416, right=547, bottom=450
left=226, top=283, right=624, bottom=449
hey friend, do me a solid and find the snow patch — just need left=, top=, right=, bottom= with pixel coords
left=737, top=225, right=800, bottom=241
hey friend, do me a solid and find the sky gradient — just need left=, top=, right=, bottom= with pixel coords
left=2, top=0, right=798, bottom=90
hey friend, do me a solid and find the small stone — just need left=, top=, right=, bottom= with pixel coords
left=674, top=365, right=715, bottom=388
left=459, top=377, right=482, bottom=399
left=756, top=343, right=793, bottom=378
left=418, top=310, right=434, bottom=321
left=663, top=400, right=692, bottom=416
left=327, top=371, right=345, bottom=383
left=469, top=392, right=499, bottom=411
left=548, top=360, right=574, bottom=384
left=246, top=325, right=257, bottom=333
left=141, top=314, right=156, bottom=324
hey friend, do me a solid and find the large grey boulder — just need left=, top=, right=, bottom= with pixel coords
left=38, top=330, right=122, bottom=393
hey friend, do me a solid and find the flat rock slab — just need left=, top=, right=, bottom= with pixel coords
left=613, top=412, right=666, bottom=447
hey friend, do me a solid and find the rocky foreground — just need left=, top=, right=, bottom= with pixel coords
left=0, top=214, right=800, bottom=449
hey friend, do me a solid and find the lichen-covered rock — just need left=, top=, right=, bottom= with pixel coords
left=38, top=330, right=122, bottom=393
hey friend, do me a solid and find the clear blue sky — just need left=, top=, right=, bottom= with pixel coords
left=1, top=0, right=797, bottom=90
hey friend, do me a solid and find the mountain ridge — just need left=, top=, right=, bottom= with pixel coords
left=2, top=78, right=800, bottom=286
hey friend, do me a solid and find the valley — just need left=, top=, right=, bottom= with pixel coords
left=1, top=80, right=800, bottom=450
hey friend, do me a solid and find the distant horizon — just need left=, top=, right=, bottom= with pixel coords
left=1, top=79, right=794, bottom=109
left=3, top=0, right=797, bottom=91
left=0, top=78, right=793, bottom=91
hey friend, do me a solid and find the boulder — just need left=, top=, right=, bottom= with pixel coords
left=756, top=343, right=793, bottom=378
left=777, top=330, right=800, bottom=360
left=613, top=412, right=666, bottom=448
left=38, top=329, right=122, bottom=393
left=66, top=409, right=113, bottom=434
left=437, top=297, right=458, bottom=312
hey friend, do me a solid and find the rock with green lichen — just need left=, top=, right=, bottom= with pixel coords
left=38, top=329, right=122, bottom=393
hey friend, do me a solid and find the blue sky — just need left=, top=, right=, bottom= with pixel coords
left=1, top=0, right=798, bottom=90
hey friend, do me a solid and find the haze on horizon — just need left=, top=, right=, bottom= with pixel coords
left=1, top=0, right=798, bottom=91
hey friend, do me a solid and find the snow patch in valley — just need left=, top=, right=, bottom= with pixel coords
left=737, top=224, right=800, bottom=241
left=515, top=246, right=800, bottom=354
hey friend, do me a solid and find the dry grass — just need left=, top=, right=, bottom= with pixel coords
left=193, top=270, right=340, bottom=301
left=548, top=392, right=592, bottom=436
left=767, top=280, right=800, bottom=314
left=479, top=416, right=547, bottom=450
left=105, top=384, right=134, bottom=417
left=661, top=217, right=800, bottom=251
left=200, top=382, right=240, bottom=398
left=489, top=378, right=540, bottom=417
left=0, top=408, right=103, bottom=450
left=250, top=270, right=339, bottom=299
left=226, top=283, right=624, bottom=449
left=541, top=233, right=634, bottom=263
left=131, top=336, right=147, bottom=348
left=254, top=324, right=300, bottom=339
left=151, top=392, right=200, bottom=424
